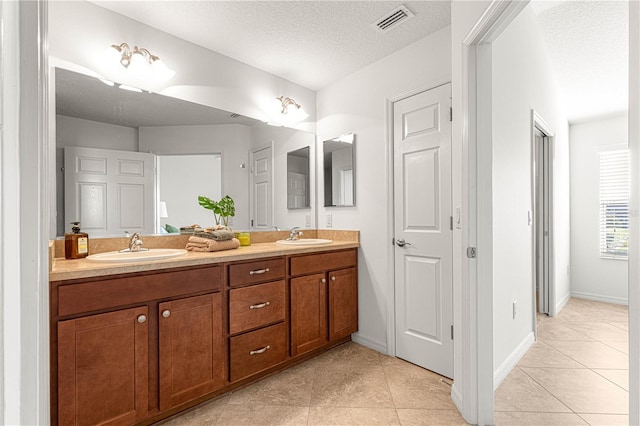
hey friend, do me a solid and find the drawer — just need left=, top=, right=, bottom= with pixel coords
left=57, top=266, right=222, bottom=317
left=289, top=249, right=357, bottom=276
left=229, top=322, right=287, bottom=382
left=228, top=258, right=285, bottom=287
left=229, top=280, right=286, bottom=335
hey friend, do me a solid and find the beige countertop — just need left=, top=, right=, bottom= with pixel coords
left=50, top=240, right=359, bottom=282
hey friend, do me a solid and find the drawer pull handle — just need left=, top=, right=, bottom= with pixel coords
left=137, top=315, right=147, bottom=323
left=249, top=268, right=270, bottom=275
left=249, top=345, right=270, bottom=355
left=250, top=301, right=270, bottom=310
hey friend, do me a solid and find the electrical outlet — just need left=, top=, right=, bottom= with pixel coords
left=326, top=214, right=332, bottom=228
left=305, top=214, right=311, bottom=227
left=513, top=300, right=518, bottom=319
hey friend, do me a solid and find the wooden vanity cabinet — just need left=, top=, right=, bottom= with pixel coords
left=57, top=306, right=150, bottom=426
left=227, top=257, right=288, bottom=382
left=289, top=249, right=358, bottom=356
left=51, top=265, right=224, bottom=426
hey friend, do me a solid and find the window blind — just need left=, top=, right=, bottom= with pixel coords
left=599, top=149, right=629, bottom=258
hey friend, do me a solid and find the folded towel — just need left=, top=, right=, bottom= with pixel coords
left=193, top=229, right=235, bottom=241
left=186, top=237, right=240, bottom=252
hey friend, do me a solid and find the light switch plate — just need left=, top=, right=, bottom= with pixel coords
left=326, top=214, right=332, bottom=228
left=305, top=214, right=311, bottom=227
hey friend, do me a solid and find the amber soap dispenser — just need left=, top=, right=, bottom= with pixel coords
left=65, top=222, right=89, bottom=259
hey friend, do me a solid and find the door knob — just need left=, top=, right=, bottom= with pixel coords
left=395, top=239, right=412, bottom=247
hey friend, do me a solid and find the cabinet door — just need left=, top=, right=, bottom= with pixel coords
left=158, top=293, right=224, bottom=411
left=58, top=306, right=149, bottom=426
left=290, top=273, right=328, bottom=356
left=329, top=267, right=358, bottom=341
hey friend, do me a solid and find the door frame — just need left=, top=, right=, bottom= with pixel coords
left=530, top=111, right=555, bottom=328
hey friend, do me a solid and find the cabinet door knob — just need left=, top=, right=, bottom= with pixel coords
left=321, top=278, right=326, bottom=283
left=249, top=345, right=270, bottom=355
left=137, top=315, right=147, bottom=323
left=162, top=310, right=171, bottom=318
left=331, top=276, right=336, bottom=281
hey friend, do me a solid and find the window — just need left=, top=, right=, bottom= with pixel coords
left=599, top=149, right=629, bottom=259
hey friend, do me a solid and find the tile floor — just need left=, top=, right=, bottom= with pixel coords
left=161, top=298, right=628, bottom=425
left=495, top=298, right=629, bottom=425
left=160, top=342, right=465, bottom=425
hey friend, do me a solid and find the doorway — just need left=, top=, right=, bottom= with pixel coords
left=393, top=83, right=454, bottom=379
left=532, top=114, right=554, bottom=319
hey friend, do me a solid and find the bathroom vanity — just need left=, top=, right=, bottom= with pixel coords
left=49, top=237, right=358, bottom=425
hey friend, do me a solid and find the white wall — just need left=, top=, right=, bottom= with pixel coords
left=56, top=115, right=138, bottom=151
left=139, top=124, right=251, bottom=229
left=316, top=27, right=451, bottom=353
left=570, top=114, right=628, bottom=304
left=48, top=1, right=315, bottom=132
left=491, top=6, right=570, bottom=376
left=249, top=125, right=316, bottom=230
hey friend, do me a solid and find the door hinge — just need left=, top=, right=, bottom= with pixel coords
left=449, top=106, right=453, bottom=122
left=251, top=219, right=254, bottom=227
left=450, top=325, right=454, bottom=340
left=391, top=237, right=395, bottom=246
left=449, top=216, right=453, bottom=230
left=466, top=247, right=477, bottom=258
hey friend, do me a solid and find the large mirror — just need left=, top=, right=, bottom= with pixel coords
left=323, top=133, right=355, bottom=207
left=53, top=67, right=316, bottom=238
left=287, top=147, right=310, bottom=210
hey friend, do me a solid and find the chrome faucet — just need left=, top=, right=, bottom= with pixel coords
left=287, top=227, right=303, bottom=241
left=128, top=233, right=144, bottom=252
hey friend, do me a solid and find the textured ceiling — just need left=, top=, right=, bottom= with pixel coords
left=534, top=1, right=628, bottom=123
left=56, top=68, right=259, bottom=127
left=90, top=1, right=451, bottom=90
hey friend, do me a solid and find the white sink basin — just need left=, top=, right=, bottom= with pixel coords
left=86, top=248, right=188, bottom=263
left=275, top=239, right=332, bottom=246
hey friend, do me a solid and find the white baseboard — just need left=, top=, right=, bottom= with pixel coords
left=451, top=383, right=463, bottom=412
left=571, top=291, right=628, bottom=306
left=556, top=291, right=571, bottom=314
left=493, top=332, right=535, bottom=390
left=351, top=333, right=388, bottom=354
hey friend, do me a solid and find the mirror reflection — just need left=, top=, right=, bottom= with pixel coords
left=287, top=147, right=310, bottom=210
left=323, top=133, right=355, bottom=207
left=54, top=67, right=316, bottom=238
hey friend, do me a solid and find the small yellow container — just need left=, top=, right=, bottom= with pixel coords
left=237, top=232, right=251, bottom=246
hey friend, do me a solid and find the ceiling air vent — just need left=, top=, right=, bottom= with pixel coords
left=229, top=113, right=241, bottom=118
left=372, top=4, right=415, bottom=33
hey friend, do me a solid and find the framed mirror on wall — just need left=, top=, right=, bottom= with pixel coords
left=323, top=133, right=355, bottom=207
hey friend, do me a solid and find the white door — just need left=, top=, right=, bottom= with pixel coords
left=64, top=146, right=155, bottom=236
left=393, top=84, right=453, bottom=378
left=250, top=145, right=273, bottom=229
left=287, top=172, right=307, bottom=209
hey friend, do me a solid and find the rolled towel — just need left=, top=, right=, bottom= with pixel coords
left=186, top=237, right=240, bottom=252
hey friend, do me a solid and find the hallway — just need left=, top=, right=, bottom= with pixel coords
left=495, top=298, right=629, bottom=425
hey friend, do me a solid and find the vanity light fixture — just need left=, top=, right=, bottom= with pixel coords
left=275, top=95, right=309, bottom=123
left=106, top=42, right=175, bottom=81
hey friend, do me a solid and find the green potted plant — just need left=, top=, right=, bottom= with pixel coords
left=197, top=195, right=236, bottom=228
